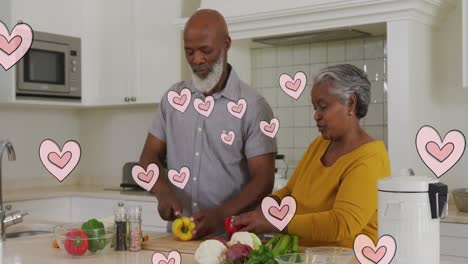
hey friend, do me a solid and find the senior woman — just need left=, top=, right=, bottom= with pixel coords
left=233, top=64, right=391, bottom=248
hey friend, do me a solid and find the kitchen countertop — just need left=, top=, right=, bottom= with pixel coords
left=4, top=185, right=157, bottom=203
left=1, top=232, right=197, bottom=264
left=441, top=193, right=468, bottom=225
left=1, top=232, right=464, bottom=264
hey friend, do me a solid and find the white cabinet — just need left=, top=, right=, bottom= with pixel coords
left=1, top=0, right=181, bottom=107
left=82, top=0, right=181, bottom=106
left=132, top=0, right=181, bottom=105
left=80, top=0, right=134, bottom=106
left=441, top=223, right=468, bottom=260
left=7, top=197, right=72, bottom=223
left=9, top=0, right=82, bottom=37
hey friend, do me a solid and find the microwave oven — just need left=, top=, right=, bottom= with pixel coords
left=16, top=31, right=81, bottom=100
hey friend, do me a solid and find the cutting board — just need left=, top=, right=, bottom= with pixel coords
left=142, top=234, right=203, bottom=254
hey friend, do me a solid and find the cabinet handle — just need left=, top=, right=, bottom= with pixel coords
left=131, top=96, right=136, bottom=102
left=124, top=97, right=130, bottom=102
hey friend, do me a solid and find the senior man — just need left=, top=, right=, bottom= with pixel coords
left=139, top=9, right=277, bottom=239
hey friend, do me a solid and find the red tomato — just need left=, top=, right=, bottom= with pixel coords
left=63, top=229, right=89, bottom=256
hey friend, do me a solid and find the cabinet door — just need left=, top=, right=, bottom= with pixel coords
left=7, top=197, right=72, bottom=223
left=71, top=197, right=123, bottom=222
left=125, top=200, right=167, bottom=232
left=10, top=0, right=82, bottom=37
left=81, top=0, right=133, bottom=106
left=132, top=0, right=181, bottom=104
left=441, top=223, right=468, bottom=258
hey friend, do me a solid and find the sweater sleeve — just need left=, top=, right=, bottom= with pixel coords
left=287, top=157, right=384, bottom=242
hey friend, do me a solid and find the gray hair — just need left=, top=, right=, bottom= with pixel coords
left=313, top=64, right=371, bottom=119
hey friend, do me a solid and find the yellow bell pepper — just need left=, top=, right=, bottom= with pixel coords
left=172, top=217, right=196, bottom=241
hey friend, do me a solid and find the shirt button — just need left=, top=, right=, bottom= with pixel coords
left=195, top=152, right=199, bottom=156
left=193, top=177, right=197, bottom=181
left=198, top=127, right=202, bottom=132
left=193, top=202, right=198, bottom=207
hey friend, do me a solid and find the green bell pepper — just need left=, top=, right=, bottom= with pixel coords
left=81, top=218, right=107, bottom=252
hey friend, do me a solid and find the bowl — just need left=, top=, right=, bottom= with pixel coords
left=54, top=222, right=114, bottom=257
left=453, top=188, right=468, bottom=212
left=304, top=247, right=355, bottom=264
left=276, top=253, right=327, bottom=264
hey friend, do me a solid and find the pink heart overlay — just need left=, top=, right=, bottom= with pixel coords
left=353, top=234, right=396, bottom=264
left=168, top=167, right=191, bottom=190
left=362, top=246, right=387, bottom=263
left=0, top=35, right=22, bottom=55
left=167, top=88, right=191, bottom=113
left=198, top=101, right=211, bottom=111
left=173, top=172, right=186, bottom=183
left=279, top=72, right=307, bottom=100
left=0, top=21, right=33, bottom=71
left=416, top=126, right=465, bottom=178
left=268, top=205, right=289, bottom=221
left=426, top=142, right=454, bottom=162
left=261, top=196, right=296, bottom=231
left=264, top=123, right=276, bottom=133
left=39, top=139, right=81, bottom=182
left=152, top=251, right=181, bottom=264
left=132, top=163, right=160, bottom=191
left=159, top=260, right=175, bottom=264
left=227, top=99, right=247, bottom=119
left=260, top=118, right=280, bottom=138
left=285, top=79, right=301, bottom=91
left=221, top=131, right=235, bottom=145
left=194, top=96, right=215, bottom=117
left=47, top=151, right=72, bottom=169
left=137, top=170, right=154, bottom=184
left=173, top=94, right=187, bottom=106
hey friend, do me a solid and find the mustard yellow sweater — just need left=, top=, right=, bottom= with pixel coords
left=274, top=136, right=391, bottom=248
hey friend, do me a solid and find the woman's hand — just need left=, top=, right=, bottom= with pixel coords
left=232, top=207, right=281, bottom=234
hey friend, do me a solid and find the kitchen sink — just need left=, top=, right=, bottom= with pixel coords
left=6, top=230, right=52, bottom=238
left=5, top=223, right=55, bottom=238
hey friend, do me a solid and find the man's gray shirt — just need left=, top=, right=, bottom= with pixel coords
left=149, top=66, right=277, bottom=216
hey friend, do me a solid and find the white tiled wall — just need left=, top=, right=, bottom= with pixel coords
left=251, top=36, right=388, bottom=176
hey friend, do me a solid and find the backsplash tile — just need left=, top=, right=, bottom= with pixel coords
left=327, top=40, right=346, bottom=62
left=251, top=35, right=387, bottom=174
left=310, top=43, right=328, bottom=63
left=346, top=39, right=365, bottom=61
left=293, top=44, right=310, bottom=65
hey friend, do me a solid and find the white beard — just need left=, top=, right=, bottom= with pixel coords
left=191, top=52, right=224, bottom=93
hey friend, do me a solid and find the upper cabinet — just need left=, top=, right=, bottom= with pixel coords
left=0, top=0, right=181, bottom=107
left=82, top=0, right=181, bottom=106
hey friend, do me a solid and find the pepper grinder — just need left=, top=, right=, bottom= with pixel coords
left=113, top=202, right=127, bottom=251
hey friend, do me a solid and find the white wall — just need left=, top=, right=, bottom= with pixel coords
left=0, top=106, right=81, bottom=190
left=78, top=106, right=156, bottom=187
left=433, top=0, right=468, bottom=189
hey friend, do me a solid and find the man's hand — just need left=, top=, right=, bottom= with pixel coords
left=232, top=207, right=279, bottom=234
left=154, top=187, right=183, bottom=221
left=190, top=208, right=224, bottom=239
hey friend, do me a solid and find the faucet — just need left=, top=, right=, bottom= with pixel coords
left=0, top=140, right=28, bottom=241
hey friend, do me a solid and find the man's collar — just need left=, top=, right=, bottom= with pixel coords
left=186, top=63, right=240, bottom=101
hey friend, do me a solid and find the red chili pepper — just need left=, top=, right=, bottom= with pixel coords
left=224, top=216, right=246, bottom=238
left=64, top=229, right=89, bottom=256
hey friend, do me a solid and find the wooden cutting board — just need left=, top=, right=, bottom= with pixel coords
left=142, top=234, right=203, bottom=254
